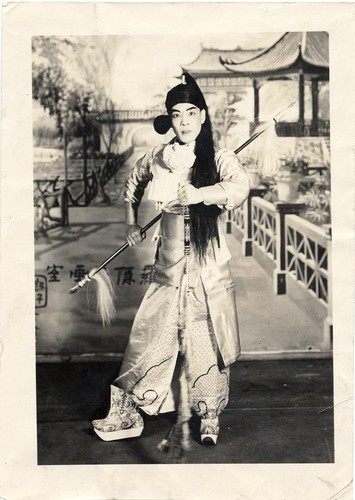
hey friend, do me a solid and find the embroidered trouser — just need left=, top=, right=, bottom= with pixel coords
left=114, top=283, right=230, bottom=418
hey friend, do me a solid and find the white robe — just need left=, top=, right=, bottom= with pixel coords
left=117, top=142, right=250, bottom=415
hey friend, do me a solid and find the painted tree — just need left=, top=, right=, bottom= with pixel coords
left=34, top=38, right=92, bottom=136
left=32, top=36, right=126, bottom=205
left=71, top=37, right=125, bottom=204
left=207, top=91, right=242, bottom=148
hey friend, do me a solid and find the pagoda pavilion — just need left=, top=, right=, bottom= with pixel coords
left=221, top=32, right=329, bottom=137
left=182, top=47, right=260, bottom=103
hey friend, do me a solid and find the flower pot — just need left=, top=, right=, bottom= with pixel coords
left=274, top=171, right=301, bottom=203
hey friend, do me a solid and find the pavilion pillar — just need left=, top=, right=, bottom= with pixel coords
left=298, top=70, right=305, bottom=136
left=253, top=79, right=260, bottom=124
left=311, top=79, right=319, bottom=135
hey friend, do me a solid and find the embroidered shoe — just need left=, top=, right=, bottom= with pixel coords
left=200, top=416, right=219, bottom=445
left=92, top=385, right=144, bottom=441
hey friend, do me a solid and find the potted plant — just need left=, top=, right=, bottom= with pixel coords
left=240, top=155, right=262, bottom=188
left=274, top=156, right=309, bottom=203
left=299, top=178, right=331, bottom=227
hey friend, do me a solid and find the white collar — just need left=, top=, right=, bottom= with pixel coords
left=163, top=140, right=196, bottom=178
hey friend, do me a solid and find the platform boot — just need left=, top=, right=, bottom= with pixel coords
left=92, top=385, right=144, bottom=441
left=200, top=416, right=219, bottom=445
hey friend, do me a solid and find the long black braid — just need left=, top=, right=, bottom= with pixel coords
left=189, top=109, right=222, bottom=262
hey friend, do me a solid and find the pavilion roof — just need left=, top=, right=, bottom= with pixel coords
left=182, top=47, right=261, bottom=75
left=221, top=32, right=329, bottom=77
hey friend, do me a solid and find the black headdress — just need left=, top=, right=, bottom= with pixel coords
left=154, top=73, right=207, bottom=135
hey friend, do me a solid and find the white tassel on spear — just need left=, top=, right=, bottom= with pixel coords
left=235, top=101, right=296, bottom=177
left=69, top=102, right=295, bottom=324
left=69, top=213, right=162, bottom=324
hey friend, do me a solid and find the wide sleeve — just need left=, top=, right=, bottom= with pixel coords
left=123, top=149, right=154, bottom=205
left=199, top=148, right=250, bottom=210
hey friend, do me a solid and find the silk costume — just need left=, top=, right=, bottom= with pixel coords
left=114, top=140, right=250, bottom=418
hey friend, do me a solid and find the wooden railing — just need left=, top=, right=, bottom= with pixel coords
left=286, top=215, right=330, bottom=306
left=250, top=120, right=330, bottom=137
left=34, top=147, right=133, bottom=232
left=33, top=176, right=68, bottom=232
left=96, top=147, right=133, bottom=187
left=226, top=192, right=332, bottom=338
left=226, top=204, right=244, bottom=234
left=226, top=187, right=268, bottom=256
left=251, top=197, right=277, bottom=261
left=95, top=109, right=163, bottom=123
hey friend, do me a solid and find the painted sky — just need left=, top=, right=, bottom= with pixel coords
left=109, top=33, right=283, bottom=108
left=33, top=32, right=289, bottom=123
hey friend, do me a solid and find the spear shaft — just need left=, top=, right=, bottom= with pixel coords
left=69, top=101, right=294, bottom=294
left=69, top=213, right=162, bottom=294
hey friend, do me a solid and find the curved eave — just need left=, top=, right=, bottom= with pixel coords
left=181, top=48, right=230, bottom=74
left=302, top=32, right=329, bottom=68
left=182, top=48, right=263, bottom=75
left=221, top=32, right=329, bottom=77
left=222, top=32, right=293, bottom=68
left=180, top=68, right=252, bottom=79
left=181, top=67, right=233, bottom=76
left=223, top=55, right=329, bottom=78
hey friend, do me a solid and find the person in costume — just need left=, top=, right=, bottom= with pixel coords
left=92, top=73, right=250, bottom=447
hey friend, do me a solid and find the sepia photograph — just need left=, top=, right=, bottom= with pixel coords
left=1, top=2, right=354, bottom=499
left=33, top=31, right=334, bottom=466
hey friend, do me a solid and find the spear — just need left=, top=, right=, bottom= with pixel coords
left=234, top=101, right=295, bottom=155
left=69, top=213, right=162, bottom=326
left=69, top=213, right=162, bottom=295
left=69, top=101, right=295, bottom=324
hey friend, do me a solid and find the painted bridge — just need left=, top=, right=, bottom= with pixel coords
left=95, top=109, right=165, bottom=153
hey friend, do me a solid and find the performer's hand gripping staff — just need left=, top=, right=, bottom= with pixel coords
left=69, top=101, right=295, bottom=325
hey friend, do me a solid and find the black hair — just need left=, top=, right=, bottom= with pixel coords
left=189, top=108, right=222, bottom=261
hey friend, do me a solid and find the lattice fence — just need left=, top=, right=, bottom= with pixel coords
left=251, top=197, right=277, bottom=260
left=286, top=215, right=330, bottom=305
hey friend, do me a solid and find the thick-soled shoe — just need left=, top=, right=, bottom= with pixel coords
left=92, top=385, right=136, bottom=428
left=93, top=414, right=144, bottom=441
left=200, top=416, right=219, bottom=446
left=92, top=385, right=144, bottom=441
